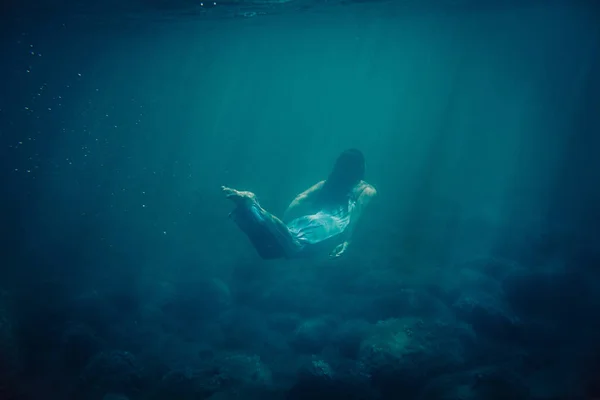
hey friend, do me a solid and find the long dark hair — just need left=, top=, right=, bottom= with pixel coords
left=317, top=149, right=365, bottom=206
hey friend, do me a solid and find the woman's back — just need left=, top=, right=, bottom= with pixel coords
left=286, top=181, right=370, bottom=251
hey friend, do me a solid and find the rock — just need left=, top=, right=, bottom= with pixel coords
left=290, top=317, right=338, bottom=354
left=218, top=307, right=274, bottom=351
left=79, top=350, right=143, bottom=397
left=416, top=371, right=477, bottom=400
left=331, top=319, right=372, bottom=359
left=416, top=366, right=530, bottom=400
left=157, top=353, right=273, bottom=398
left=288, top=357, right=376, bottom=400
left=298, top=357, right=334, bottom=382
left=471, top=366, right=530, bottom=400
left=217, top=353, right=272, bottom=389
left=359, top=318, right=474, bottom=398
left=156, top=367, right=223, bottom=400
left=452, top=293, right=521, bottom=342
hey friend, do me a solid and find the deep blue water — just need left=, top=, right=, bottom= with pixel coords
left=1, top=0, right=600, bottom=399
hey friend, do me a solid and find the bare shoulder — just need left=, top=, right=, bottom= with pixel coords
left=303, top=180, right=326, bottom=196
left=295, top=180, right=325, bottom=200
left=358, top=181, right=377, bottom=198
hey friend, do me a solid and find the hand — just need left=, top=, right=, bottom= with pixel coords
left=329, top=241, right=349, bottom=259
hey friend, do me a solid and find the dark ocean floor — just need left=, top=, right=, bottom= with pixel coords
left=2, top=239, right=599, bottom=400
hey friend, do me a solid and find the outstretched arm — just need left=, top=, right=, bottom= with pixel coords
left=283, top=180, right=325, bottom=222
left=330, top=185, right=377, bottom=258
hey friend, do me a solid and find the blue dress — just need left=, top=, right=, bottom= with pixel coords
left=230, top=195, right=355, bottom=259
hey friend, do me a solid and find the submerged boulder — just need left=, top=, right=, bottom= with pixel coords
left=417, top=366, right=530, bottom=400
left=330, top=319, right=372, bottom=359
left=289, top=357, right=375, bottom=400
left=452, top=293, right=522, bottom=342
left=155, top=352, right=273, bottom=400
left=290, top=316, right=339, bottom=354
left=359, top=317, right=474, bottom=398
left=156, top=367, right=224, bottom=400
left=79, top=350, right=143, bottom=398
left=218, top=352, right=273, bottom=389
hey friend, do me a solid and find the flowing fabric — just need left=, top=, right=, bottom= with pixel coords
left=230, top=196, right=355, bottom=259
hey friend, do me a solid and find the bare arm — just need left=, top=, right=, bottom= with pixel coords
left=346, top=185, right=377, bottom=242
left=283, top=180, right=325, bottom=222
left=330, top=184, right=378, bottom=258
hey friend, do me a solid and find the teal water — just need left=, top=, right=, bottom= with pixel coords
left=1, top=1, right=599, bottom=399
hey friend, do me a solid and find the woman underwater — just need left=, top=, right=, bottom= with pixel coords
left=222, top=149, right=377, bottom=259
